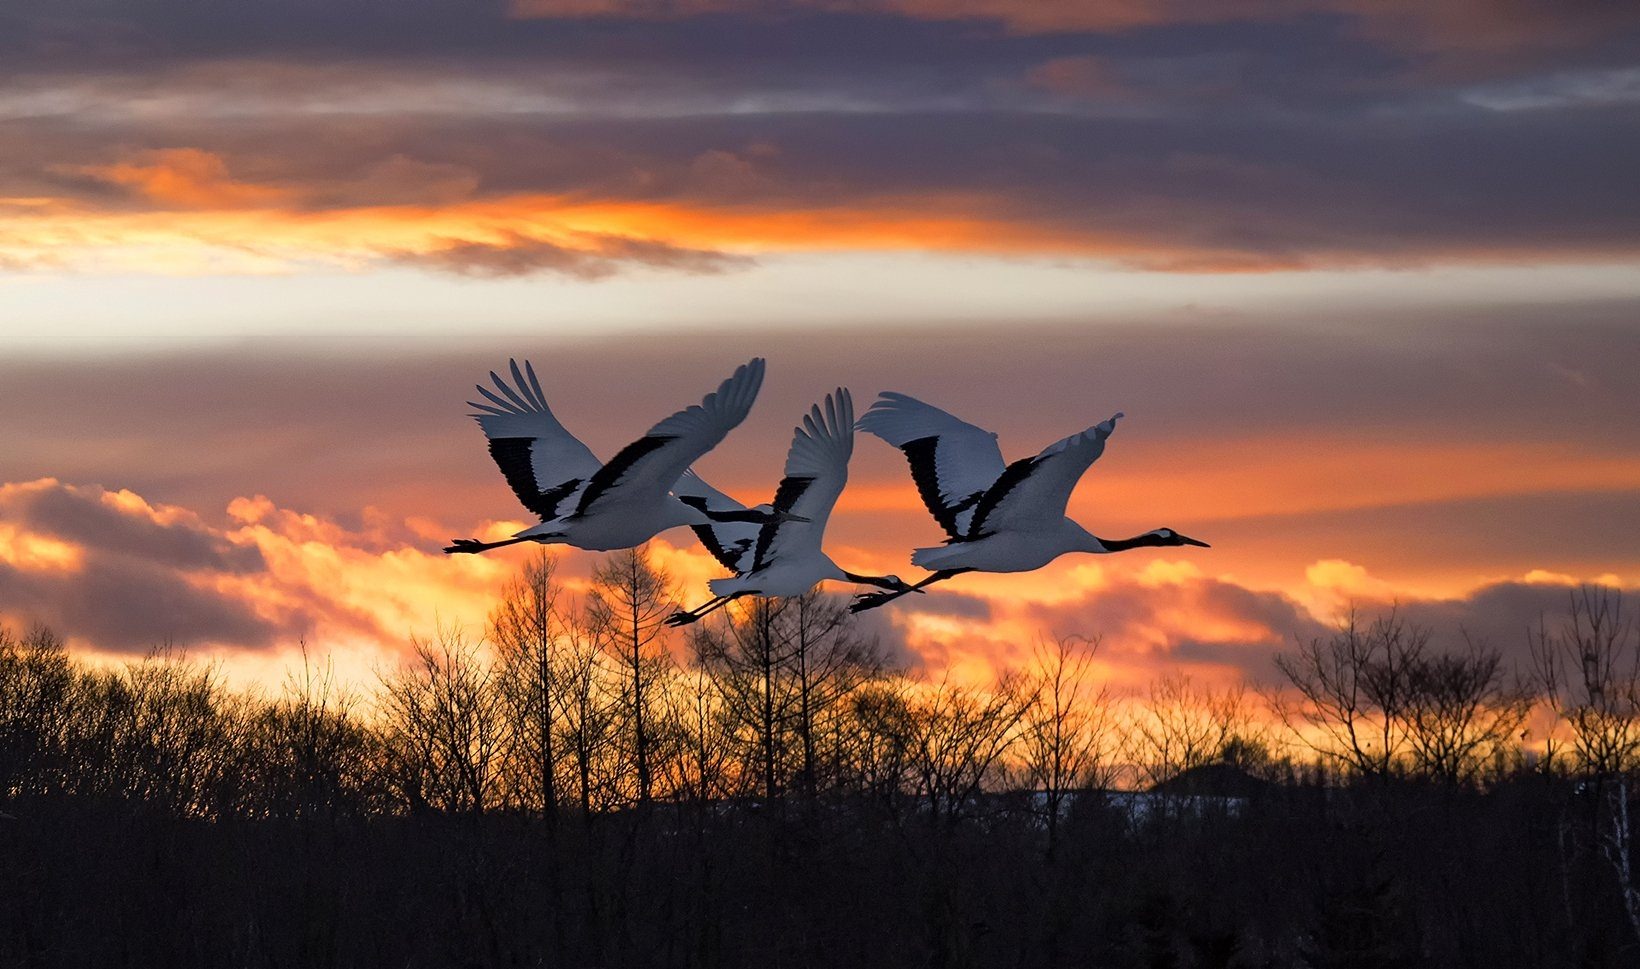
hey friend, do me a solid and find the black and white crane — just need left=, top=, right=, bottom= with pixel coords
left=663, top=388, right=916, bottom=626
left=850, top=392, right=1207, bottom=612
left=445, top=357, right=789, bottom=555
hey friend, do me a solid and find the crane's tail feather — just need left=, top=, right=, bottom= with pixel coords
left=910, top=545, right=964, bottom=569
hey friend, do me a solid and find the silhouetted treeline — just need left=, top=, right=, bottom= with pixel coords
left=3, top=554, right=1639, bottom=968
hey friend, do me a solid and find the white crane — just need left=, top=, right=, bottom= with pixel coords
left=850, top=392, right=1207, bottom=612
left=663, top=388, right=916, bottom=626
left=446, top=357, right=792, bottom=555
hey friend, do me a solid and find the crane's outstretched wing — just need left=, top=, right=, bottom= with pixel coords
left=672, top=470, right=760, bottom=574
left=856, top=392, right=1005, bottom=540
left=749, top=388, right=853, bottom=572
left=468, top=359, right=602, bottom=522
left=573, top=358, right=766, bottom=517
left=967, top=413, right=1122, bottom=537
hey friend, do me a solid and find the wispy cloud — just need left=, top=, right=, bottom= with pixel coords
left=1, top=0, right=1637, bottom=277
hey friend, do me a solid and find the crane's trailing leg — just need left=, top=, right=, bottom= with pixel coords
left=677, top=495, right=809, bottom=526
left=665, top=592, right=752, bottom=627
left=849, top=568, right=970, bottom=613
left=444, top=535, right=556, bottom=555
left=664, top=596, right=725, bottom=626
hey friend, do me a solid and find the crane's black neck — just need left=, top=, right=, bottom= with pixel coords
left=1096, top=531, right=1166, bottom=552
left=843, top=570, right=902, bottom=590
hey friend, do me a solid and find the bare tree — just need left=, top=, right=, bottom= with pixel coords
left=1531, top=586, right=1640, bottom=778
left=249, top=643, right=379, bottom=818
left=1131, top=671, right=1265, bottom=787
left=1272, top=609, right=1427, bottom=780
left=1013, top=636, right=1117, bottom=850
left=0, top=625, right=76, bottom=798
left=906, top=673, right=1033, bottom=824
left=662, top=660, right=736, bottom=807
left=554, top=614, right=620, bottom=816
left=785, top=593, right=883, bottom=800
left=693, top=596, right=797, bottom=804
left=838, top=677, right=916, bottom=812
left=378, top=626, right=507, bottom=815
left=114, top=647, right=247, bottom=817
left=491, top=549, right=566, bottom=820
left=1530, top=587, right=1640, bottom=945
left=690, top=592, right=884, bottom=805
left=587, top=545, right=676, bottom=806
left=1402, top=636, right=1533, bottom=784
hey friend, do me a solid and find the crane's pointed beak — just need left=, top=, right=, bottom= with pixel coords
left=1180, top=535, right=1210, bottom=548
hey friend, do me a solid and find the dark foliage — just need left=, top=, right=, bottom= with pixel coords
left=3, top=583, right=1639, bottom=968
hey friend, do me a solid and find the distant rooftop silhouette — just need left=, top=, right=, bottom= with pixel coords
left=1147, top=761, right=1272, bottom=800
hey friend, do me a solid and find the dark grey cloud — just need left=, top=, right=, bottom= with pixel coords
left=0, top=482, right=315, bottom=651
left=893, top=590, right=994, bottom=621
left=1350, top=579, right=1615, bottom=673
left=1021, top=572, right=1330, bottom=682
left=1170, top=636, right=1282, bottom=675
left=9, top=483, right=264, bottom=573
left=0, top=556, right=297, bottom=653
left=1200, top=490, right=1640, bottom=585
left=977, top=568, right=1633, bottom=686
left=5, top=1, right=1637, bottom=81
left=843, top=602, right=923, bottom=672
left=6, top=90, right=1639, bottom=270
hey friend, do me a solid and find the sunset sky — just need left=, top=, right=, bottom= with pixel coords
left=2, top=0, right=1637, bottom=691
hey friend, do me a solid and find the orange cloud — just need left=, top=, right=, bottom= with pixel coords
left=0, top=480, right=507, bottom=678
left=9, top=124, right=1640, bottom=276
left=0, top=176, right=1580, bottom=277
left=837, top=437, right=1640, bottom=561
left=70, top=148, right=292, bottom=210
left=0, top=175, right=1217, bottom=275
left=1067, top=436, right=1640, bottom=527
left=3, top=476, right=1637, bottom=701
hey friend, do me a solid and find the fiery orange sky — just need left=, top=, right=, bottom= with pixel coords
left=1, top=0, right=1637, bottom=690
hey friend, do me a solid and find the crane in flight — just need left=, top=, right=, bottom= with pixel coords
left=445, top=357, right=794, bottom=556
left=850, top=392, right=1207, bottom=612
left=664, top=387, right=917, bottom=626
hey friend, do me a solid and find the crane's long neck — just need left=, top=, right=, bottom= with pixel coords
left=841, top=568, right=899, bottom=590
left=1091, top=529, right=1168, bottom=553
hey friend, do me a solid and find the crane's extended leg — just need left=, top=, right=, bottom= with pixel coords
left=664, top=592, right=751, bottom=627
left=849, top=569, right=971, bottom=613
left=664, top=596, right=726, bottom=627
left=444, top=535, right=552, bottom=555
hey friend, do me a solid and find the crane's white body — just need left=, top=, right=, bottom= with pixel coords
left=451, top=357, right=767, bottom=555
left=708, top=552, right=855, bottom=598
left=513, top=499, right=708, bottom=552
left=909, top=522, right=1104, bottom=573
